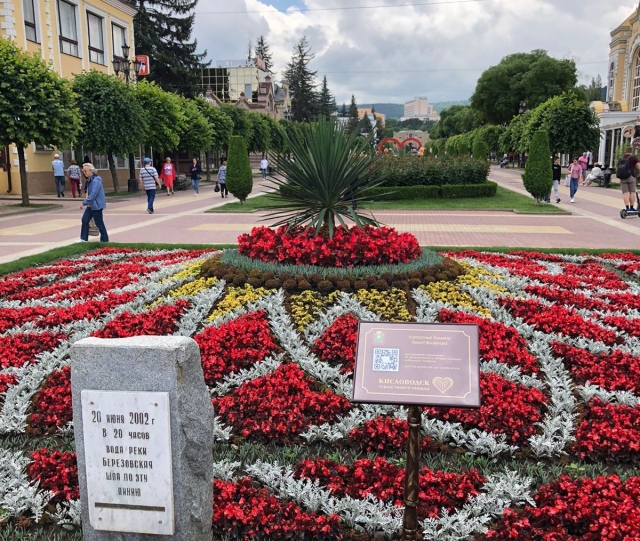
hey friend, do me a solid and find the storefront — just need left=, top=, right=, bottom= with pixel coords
left=593, top=102, right=640, bottom=168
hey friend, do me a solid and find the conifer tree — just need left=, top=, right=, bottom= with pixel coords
left=340, top=103, right=348, bottom=117
left=132, top=0, right=207, bottom=97
left=347, top=95, right=360, bottom=134
left=318, top=76, right=336, bottom=119
left=254, top=36, right=274, bottom=74
left=284, top=37, right=318, bottom=122
left=522, top=130, right=553, bottom=206
left=226, top=135, right=253, bottom=204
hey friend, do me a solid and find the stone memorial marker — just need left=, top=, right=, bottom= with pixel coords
left=71, top=336, right=214, bottom=540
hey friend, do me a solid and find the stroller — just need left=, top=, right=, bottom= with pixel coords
left=620, top=191, right=640, bottom=219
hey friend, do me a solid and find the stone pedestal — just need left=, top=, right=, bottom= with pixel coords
left=71, top=336, right=214, bottom=540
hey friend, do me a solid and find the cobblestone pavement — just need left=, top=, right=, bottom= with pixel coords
left=0, top=168, right=638, bottom=264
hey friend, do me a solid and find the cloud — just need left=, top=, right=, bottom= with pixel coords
left=192, top=0, right=636, bottom=104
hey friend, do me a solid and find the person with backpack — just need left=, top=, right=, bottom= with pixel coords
left=617, top=147, right=640, bottom=212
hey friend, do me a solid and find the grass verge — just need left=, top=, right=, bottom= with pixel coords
left=208, top=186, right=565, bottom=214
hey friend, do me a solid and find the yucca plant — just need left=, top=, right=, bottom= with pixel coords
left=266, top=117, right=387, bottom=237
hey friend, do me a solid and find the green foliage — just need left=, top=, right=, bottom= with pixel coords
left=247, top=114, right=271, bottom=154
left=347, top=95, right=360, bottom=134
left=471, top=50, right=577, bottom=124
left=72, top=71, right=147, bottom=192
left=195, top=99, right=234, bottom=151
left=267, top=118, right=385, bottom=236
left=472, top=139, right=488, bottom=161
left=254, top=35, right=274, bottom=74
left=365, top=182, right=497, bottom=200
left=226, top=135, right=253, bottom=203
left=317, top=75, right=337, bottom=120
left=136, top=80, right=183, bottom=152
left=265, top=116, right=286, bottom=153
left=522, top=130, right=553, bottom=204
left=132, top=0, right=207, bottom=96
left=0, top=39, right=80, bottom=204
left=499, top=110, right=533, bottom=153
left=458, top=139, right=470, bottom=156
left=432, top=105, right=481, bottom=138
left=176, top=96, right=212, bottom=152
left=284, top=37, right=319, bottom=122
left=380, top=155, right=489, bottom=187
left=526, top=92, right=600, bottom=156
left=220, top=104, right=253, bottom=142
left=475, top=125, right=505, bottom=153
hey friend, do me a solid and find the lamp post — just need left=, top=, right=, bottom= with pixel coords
left=112, top=43, right=142, bottom=192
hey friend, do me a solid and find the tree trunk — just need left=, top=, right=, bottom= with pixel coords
left=107, top=152, right=119, bottom=193
left=205, top=150, right=211, bottom=181
left=17, top=144, right=29, bottom=206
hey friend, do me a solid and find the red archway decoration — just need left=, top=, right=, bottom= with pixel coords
left=378, top=137, right=424, bottom=153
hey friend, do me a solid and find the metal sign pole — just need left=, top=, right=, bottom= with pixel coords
left=402, top=405, right=422, bottom=541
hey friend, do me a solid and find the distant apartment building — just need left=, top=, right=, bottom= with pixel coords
left=402, top=97, right=440, bottom=122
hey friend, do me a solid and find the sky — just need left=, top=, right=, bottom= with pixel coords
left=191, top=0, right=637, bottom=105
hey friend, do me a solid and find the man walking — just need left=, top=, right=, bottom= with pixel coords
left=547, top=156, right=562, bottom=203
left=260, top=155, right=269, bottom=180
left=617, top=147, right=640, bottom=212
left=52, top=153, right=65, bottom=197
left=139, top=157, right=160, bottom=214
left=79, top=163, right=109, bottom=242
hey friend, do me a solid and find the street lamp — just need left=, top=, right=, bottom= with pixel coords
left=112, top=43, right=142, bottom=192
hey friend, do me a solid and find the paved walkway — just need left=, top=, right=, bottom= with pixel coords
left=0, top=168, right=638, bottom=264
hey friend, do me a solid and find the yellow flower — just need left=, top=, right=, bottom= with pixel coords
left=169, top=277, right=218, bottom=298
left=420, top=281, right=491, bottom=317
left=208, top=284, right=274, bottom=320
left=455, top=262, right=508, bottom=294
left=161, top=263, right=202, bottom=283
left=356, top=288, right=413, bottom=322
left=289, top=291, right=340, bottom=330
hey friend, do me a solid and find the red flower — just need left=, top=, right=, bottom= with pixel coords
left=29, top=366, right=72, bottom=430
left=313, top=314, right=359, bottom=373
left=349, top=416, right=433, bottom=452
left=28, top=449, right=79, bottom=502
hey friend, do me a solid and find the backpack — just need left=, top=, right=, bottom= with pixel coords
left=617, top=156, right=633, bottom=180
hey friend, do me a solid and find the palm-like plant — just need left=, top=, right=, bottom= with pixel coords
left=266, top=117, right=386, bottom=237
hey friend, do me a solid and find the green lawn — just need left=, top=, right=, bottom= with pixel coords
left=209, top=186, right=565, bottom=214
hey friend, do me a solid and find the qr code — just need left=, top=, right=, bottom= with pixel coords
left=372, top=348, right=400, bottom=372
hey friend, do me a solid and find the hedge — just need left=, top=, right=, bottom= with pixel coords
left=379, top=154, right=490, bottom=187
left=362, top=182, right=497, bottom=201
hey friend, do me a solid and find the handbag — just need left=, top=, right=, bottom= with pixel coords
left=564, top=175, right=571, bottom=187
left=214, top=182, right=220, bottom=193
left=88, top=218, right=99, bottom=237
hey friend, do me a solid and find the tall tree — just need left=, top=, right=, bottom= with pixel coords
left=340, top=103, right=348, bottom=117
left=226, top=136, right=253, bottom=204
left=254, top=36, right=274, bottom=74
left=247, top=40, right=253, bottom=61
left=176, top=96, right=212, bottom=153
left=136, top=80, right=183, bottom=153
left=132, top=0, right=208, bottom=97
left=581, top=75, right=604, bottom=102
left=471, top=50, right=577, bottom=124
left=374, top=115, right=385, bottom=143
left=347, top=95, right=359, bottom=134
left=284, top=37, right=318, bottom=122
left=220, top=104, right=253, bottom=143
left=73, top=72, right=147, bottom=192
left=317, top=76, right=336, bottom=120
left=0, top=39, right=79, bottom=205
left=247, top=114, right=272, bottom=154
left=522, top=130, right=553, bottom=205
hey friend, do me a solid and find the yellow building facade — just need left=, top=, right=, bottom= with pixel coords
left=0, top=0, right=136, bottom=195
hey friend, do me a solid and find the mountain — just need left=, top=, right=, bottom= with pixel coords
left=359, top=100, right=471, bottom=119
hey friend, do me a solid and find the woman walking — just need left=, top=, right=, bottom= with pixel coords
left=569, top=157, right=581, bottom=203
left=67, top=159, right=82, bottom=198
left=218, top=159, right=228, bottom=198
left=190, top=158, right=202, bottom=195
left=160, top=157, right=176, bottom=196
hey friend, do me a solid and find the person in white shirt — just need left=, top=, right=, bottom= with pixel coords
left=260, top=155, right=269, bottom=180
left=585, top=163, right=603, bottom=186
left=139, top=158, right=160, bottom=214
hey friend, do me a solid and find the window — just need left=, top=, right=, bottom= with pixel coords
left=57, top=0, right=78, bottom=56
left=633, top=53, right=640, bottom=111
left=23, top=0, right=37, bottom=42
left=87, top=12, right=104, bottom=64
left=608, top=62, right=615, bottom=102
left=112, top=23, right=126, bottom=59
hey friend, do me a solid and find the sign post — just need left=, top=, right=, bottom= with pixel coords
left=352, top=322, right=481, bottom=541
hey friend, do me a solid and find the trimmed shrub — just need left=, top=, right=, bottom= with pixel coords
left=379, top=155, right=489, bottom=187
left=226, top=135, right=253, bottom=204
left=522, top=130, right=553, bottom=205
left=472, top=139, right=488, bottom=161
left=365, top=182, right=497, bottom=201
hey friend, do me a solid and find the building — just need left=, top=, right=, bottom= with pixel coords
left=393, top=130, right=430, bottom=148
left=401, top=97, right=440, bottom=122
left=0, top=0, right=137, bottom=195
left=357, top=108, right=386, bottom=126
left=197, top=57, right=276, bottom=117
left=592, top=4, right=640, bottom=168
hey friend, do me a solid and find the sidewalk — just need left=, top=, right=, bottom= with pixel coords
left=0, top=171, right=638, bottom=265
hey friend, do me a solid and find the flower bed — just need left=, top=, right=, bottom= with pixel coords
left=0, top=247, right=639, bottom=541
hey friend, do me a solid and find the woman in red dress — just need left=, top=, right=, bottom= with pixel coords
left=159, top=157, right=176, bottom=196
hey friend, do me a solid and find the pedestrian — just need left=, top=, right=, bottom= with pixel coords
left=139, top=157, right=160, bottom=214
left=260, top=154, right=269, bottom=180
left=79, top=163, right=109, bottom=242
left=218, top=159, right=228, bottom=198
left=579, top=152, right=588, bottom=185
left=551, top=156, right=562, bottom=203
left=568, top=157, right=581, bottom=203
left=159, top=157, right=176, bottom=196
left=190, top=158, right=202, bottom=195
left=67, top=159, right=82, bottom=198
left=52, top=153, right=65, bottom=197
left=617, top=147, right=640, bottom=212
